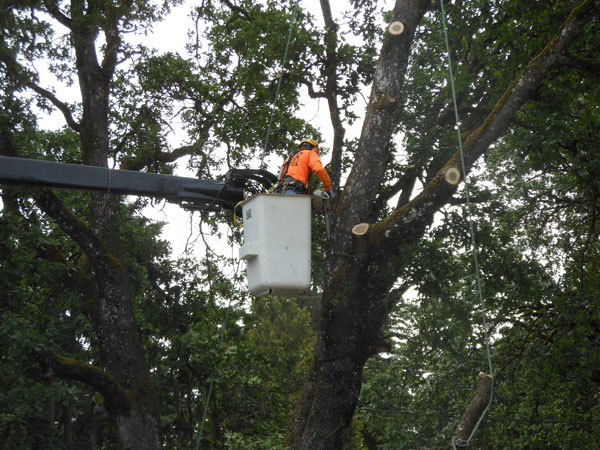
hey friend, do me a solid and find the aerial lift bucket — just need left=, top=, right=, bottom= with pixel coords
left=239, top=194, right=311, bottom=297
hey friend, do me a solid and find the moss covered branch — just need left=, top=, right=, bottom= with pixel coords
left=370, top=0, right=599, bottom=253
left=49, top=354, right=131, bottom=415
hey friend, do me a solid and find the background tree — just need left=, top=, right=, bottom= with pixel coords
left=1, top=0, right=318, bottom=448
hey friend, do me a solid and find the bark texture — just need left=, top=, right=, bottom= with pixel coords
left=289, top=1, right=432, bottom=448
left=62, top=2, right=162, bottom=446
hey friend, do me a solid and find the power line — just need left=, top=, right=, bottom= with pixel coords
left=359, top=408, right=600, bottom=426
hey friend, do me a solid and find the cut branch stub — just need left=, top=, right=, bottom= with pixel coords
left=444, top=167, right=461, bottom=185
left=352, top=223, right=370, bottom=237
left=409, top=372, right=493, bottom=450
left=388, top=21, right=405, bottom=35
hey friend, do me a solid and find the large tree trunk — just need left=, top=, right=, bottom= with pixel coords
left=289, top=1, right=431, bottom=447
left=33, top=2, right=163, bottom=448
left=289, top=0, right=599, bottom=448
left=74, top=4, right=161, bottom=447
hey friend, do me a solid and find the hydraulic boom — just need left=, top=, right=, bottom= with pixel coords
left=0, top=155, right=278, bottom=211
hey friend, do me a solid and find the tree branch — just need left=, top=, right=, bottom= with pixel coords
left=559, top=53, right=600, bottom=74
left=102, top=0, right=131, bottom=78
left=33, top=189, right=106, bottom=261
left=452, top=372, right=493, bottom=447
left=327, top=0, right=432, bottom=276
left=43, top=1, right=72, bottom=29
left=319, top=0, right=346, bottom=194
left=48, top=353, right=131, bottom=415
left=411, top=372, right=493, bottom=450
left=120, top=143, right=202, bottom=171
left=371, top=0, right=599, bottom=254
left=298, top=75, right=327, bottom=99
left=26, top=82, right=81, bottom=132
left=222, top=0, right=252, bottom=22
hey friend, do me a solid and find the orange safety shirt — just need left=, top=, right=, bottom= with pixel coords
left=281, top=149, right=332, bottom=191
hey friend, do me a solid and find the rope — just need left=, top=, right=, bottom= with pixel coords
left=439, top=1, right=494, bottom=447
left=259, top=2, right=300, bottom=169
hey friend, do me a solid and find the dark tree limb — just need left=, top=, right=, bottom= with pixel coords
left=33, top=189, right=116, bottom=270
left=298, top=75, right=327, bottom=99
left=327, top=0, right=433, bottom=277
left=0, top=41, right=80, bottom=133
left=120, top=142, right=203, bottom=171
left=559, top=54, right=600, bottom=74
left=26, top=82, right=81, bottom=132
left=319, top=0, right=346, bottom=194
left=42, top=1, right=73, bottom=28
left=411, top=372, right=493, bottom=450
left=371, top=0, right=600, bottom=255
left=48, top=353, right=131, bottom=415
left=102, top=2, right=126, bottom=77
left=222, top=0, right=253, bottom=22
left=119, top=90, right=234, bottom=171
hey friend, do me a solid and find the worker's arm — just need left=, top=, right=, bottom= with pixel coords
left=309, top=152, right=332, bottom=191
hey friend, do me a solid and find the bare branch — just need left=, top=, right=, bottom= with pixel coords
left=222, top=0, right=252, bottom=22
left=26, top=82, right=81, bottom=132
left=42, top=1, right=72, bottom=29
left=298, top=76, right=327, bottom=99
left=319, top=0, right=346, bottom=193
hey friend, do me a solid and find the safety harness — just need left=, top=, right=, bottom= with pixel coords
left=275, top=150, right=307, bottom=194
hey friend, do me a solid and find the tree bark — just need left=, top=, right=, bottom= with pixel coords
left=289, top=0, right=599, bottom=448
left=411, top=372, right=493, bottom=450
left=36, top=2, right=163, bottom=448
left=289, top=1, right=432, bottom=448
left=319, top=0, right=346, bottom=193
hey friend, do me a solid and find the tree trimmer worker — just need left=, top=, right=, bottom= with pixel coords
left=276, top=138, right=332, bottom=195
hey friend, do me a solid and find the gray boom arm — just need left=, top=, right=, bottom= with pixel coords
left=0, top=156, right=277, bottom=211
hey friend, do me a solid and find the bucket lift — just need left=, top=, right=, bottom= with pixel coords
left=239, top=194, right=312, bottom=297
left=0, top=155, right=312, bottom=297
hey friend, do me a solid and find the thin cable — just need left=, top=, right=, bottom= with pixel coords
left=439, top=0, right=494, bottom=447
left=260, top=2, right=300, bottom=169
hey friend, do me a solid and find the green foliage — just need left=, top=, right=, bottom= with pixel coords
left=133, top=253, right=315, bottom=448
left=2, top=0, right=599, bottom=448
left=0, top=207, right=108, bottom=449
